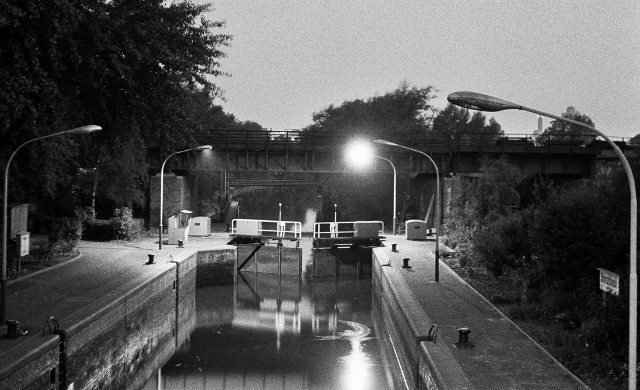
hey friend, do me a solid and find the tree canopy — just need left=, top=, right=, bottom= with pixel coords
left=302, top=83, right=437, bottom=142
left=1, top=0, right=232, bottom=213
left=534, top=106, right=595, bottom=145
left=431, top=103, right=503, bottom=144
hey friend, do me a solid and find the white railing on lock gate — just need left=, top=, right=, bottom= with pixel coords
left=313, top=221, right=384, bottom=239
left=231, top=219, right=302, bottom=239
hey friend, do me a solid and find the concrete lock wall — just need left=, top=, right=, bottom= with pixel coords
left=0, top=335, right=60, bottom=390
left=197, top=247, right=238, bottom=286
left=60, top=264, right=180, bottom=390
left=0, top=247, right=235, bottom=390
left=372, top=248, right=474, bottom=390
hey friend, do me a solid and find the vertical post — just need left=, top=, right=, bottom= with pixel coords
left=159, top=171, right=164, bottom=250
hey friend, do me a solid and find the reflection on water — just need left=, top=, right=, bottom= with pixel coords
left=152, top=247, right=391, bottom=390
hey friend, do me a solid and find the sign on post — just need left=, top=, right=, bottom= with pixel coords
left=597, top=268, right=620, bottom=296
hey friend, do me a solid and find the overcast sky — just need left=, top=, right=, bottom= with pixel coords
left=200, top=1, right=640, bottom=139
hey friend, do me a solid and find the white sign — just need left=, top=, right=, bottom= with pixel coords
left=17, top=231, right=29, bottom=257
left=597, top=268, right=619, bottom=296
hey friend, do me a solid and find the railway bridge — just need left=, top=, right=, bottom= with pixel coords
left=149, top=129, right=631, bottom=177
left=147, top=129, right=633, bottom=226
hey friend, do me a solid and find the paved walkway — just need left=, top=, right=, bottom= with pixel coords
left=0, top=233, right=232, bottom=355
left=1, top=231, right=590, bottom=389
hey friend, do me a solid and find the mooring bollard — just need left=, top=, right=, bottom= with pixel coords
left=5, top=320, right=18, bottom=339
left=146, top=254, right=155, bottom=265
left=391, top=243, right=397, bottom=252
left=455, top=327, right=474, bottom=348
left=402, top=258, right=411, bottom=268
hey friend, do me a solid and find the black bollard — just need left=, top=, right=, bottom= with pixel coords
left=391, top=243, right=397, bottom=252
left=5, top=320, right=18, bottom=339
left=178, top=240, right=184, bottom=248
left=455, top=327, right=474, bottom=348
left=402, top=258, right=412, bottom=268
left=458, top=328, right=470, bottom=344
left=146, top=254, right=155, bottom=265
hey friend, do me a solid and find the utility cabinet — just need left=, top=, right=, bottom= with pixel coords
left=405, top=220, right=427, bottom=240
left=168, top=210, right=192, bottom=245
left=189, top=216, right=211, bottom=236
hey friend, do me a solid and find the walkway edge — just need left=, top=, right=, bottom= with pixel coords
left=373, top=248, right=475, bottom=390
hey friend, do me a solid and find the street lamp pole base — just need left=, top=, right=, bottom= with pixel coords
left=435, top=249, right=440, bottom=282
left=0, top=278, right=6, bottom=324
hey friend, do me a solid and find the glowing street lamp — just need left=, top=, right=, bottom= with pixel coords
left=449, top=90, right=637, bottom=390
left=158, top=145, right=212, bottom=250
left=345, top=139, right=375, bottom=169
left=2, top=125, right=102, bottom=324
left=373, top=139, right=441, bottom=282
left=375, top=156, right=397, bottom=235
left=345, top=141, right=397, bottom=234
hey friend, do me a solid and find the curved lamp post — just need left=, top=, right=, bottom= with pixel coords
left=158, top=145, right=212, bottom=250
left=2, top=125, right=102, bottom=324
left=449, top=90, right=637, bottom=390
left=375, top=156, right=397, bottom=235
left=344, top=140, right=398, bottom=235
left=373, top=139, right=441, bottom=282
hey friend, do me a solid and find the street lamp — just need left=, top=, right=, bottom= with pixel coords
left=158, top=145, right=212, bottom=250
left=448, top=90, right=637, bottom=390
left=344, top=140, right=397, bottom=235
left=373, top=139, right=441, bottom=282
left=2, top=125, right=102, bottom=324
left=375, top=156, right=397, bottom=235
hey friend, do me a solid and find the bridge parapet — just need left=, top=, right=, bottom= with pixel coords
left=193, top=129, right=627, bottom=150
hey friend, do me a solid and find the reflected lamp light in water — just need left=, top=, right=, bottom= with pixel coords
left=341, top=338, right=373, bottom=390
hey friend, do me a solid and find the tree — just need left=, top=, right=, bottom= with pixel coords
left=534, top=106, right=595, bottom=145
left=445, top=156, right=525, bottom=266
left=303, top=83, right=436, bottom=142
left=0, top=0, right=231, bottom=214
left=431, top=103, right=503, bottom=144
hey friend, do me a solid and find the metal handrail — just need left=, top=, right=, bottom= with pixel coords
left=231, top=218, right=302, bottom=239
left=313, top=221, right=384, bottom=239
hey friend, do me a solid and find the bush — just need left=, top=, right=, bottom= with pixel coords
left=110, top=207, right=136, bottom=240
left=474, top=210, right=531, bottom=277
left=42, top=211, right=85, bottom=260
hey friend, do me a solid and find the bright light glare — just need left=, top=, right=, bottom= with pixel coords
left=341, top=342, right=371, bottom=390
left=345, top=140, right=375, bottom=169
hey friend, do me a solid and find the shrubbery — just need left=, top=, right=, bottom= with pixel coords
left=110, top=207, right=142, bottom=241
left=445, top=156, right=633, bottom=387
left=41, top=208, right=87, bottom=260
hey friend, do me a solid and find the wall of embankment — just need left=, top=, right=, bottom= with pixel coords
left=372, top=248, right=474, bottom=390
left=0, top=247, right=236, bottom=390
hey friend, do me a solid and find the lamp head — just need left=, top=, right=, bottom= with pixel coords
left=195, top=145, right=212, bottom=151
left=345, top=140, right=375, bottom=169
left=68, top=125, right=102, bottom=134
left=373, top=139, right=398, bottom=147
left=447, top=91, right=520, bottom=112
